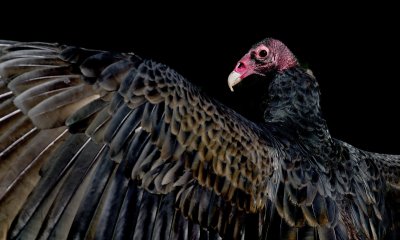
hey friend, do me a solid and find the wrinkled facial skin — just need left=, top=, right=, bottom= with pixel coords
left=228, top=38, right=297, bottom=91
left=236, top=43, right=277, bottom=78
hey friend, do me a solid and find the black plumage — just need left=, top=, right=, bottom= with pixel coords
left=0, top=38, right=399, bottom=240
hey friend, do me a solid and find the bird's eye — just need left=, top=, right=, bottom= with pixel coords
left=258, top=49, right=268, bottom=58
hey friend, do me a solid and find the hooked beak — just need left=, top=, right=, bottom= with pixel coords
left=228, top=71, right=241, bottom=92
left=227, top=53, right=256, bottom=92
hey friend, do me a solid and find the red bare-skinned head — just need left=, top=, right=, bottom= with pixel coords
left=228, top=38, right=298, bottom=91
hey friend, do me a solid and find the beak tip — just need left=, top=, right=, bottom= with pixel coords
left=227, top=71, right=242, bottom=92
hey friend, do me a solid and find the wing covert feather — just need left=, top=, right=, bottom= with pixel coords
left=0, top=42, right=279, bottom=239
left=2, top=40, right=388, bottom=240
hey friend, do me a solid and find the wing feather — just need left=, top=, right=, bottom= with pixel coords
left=0, top=40, right=379, bottom=240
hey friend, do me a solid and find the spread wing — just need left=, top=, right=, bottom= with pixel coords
left=0, top=40, right=353, bottom=240
left=0, top=41, right=280, bottom=240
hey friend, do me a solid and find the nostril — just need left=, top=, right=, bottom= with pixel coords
left=237, top=62, right=245, bottom=69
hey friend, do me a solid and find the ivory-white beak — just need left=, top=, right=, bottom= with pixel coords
left=227, top=71, right=242, bottom=92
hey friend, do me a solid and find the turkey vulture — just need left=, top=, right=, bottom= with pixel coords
left=0, top=37, right=399, bottom=240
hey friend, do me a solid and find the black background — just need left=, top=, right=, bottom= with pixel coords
left=1, top=3, right=399, bottom=154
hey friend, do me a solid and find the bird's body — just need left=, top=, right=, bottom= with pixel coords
left=0, top=38, right=399, bottom=240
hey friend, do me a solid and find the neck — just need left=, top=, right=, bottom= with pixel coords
left=264, top=67, right=332, bottom=146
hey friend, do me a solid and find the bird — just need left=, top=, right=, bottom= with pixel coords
left=0, top=37, right=399, bottom=240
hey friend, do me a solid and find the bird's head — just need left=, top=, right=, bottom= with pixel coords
left=228, top=38, right=298, bottom=91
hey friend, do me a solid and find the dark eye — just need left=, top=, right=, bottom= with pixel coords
left=258, top=49, right=268, bottom=57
